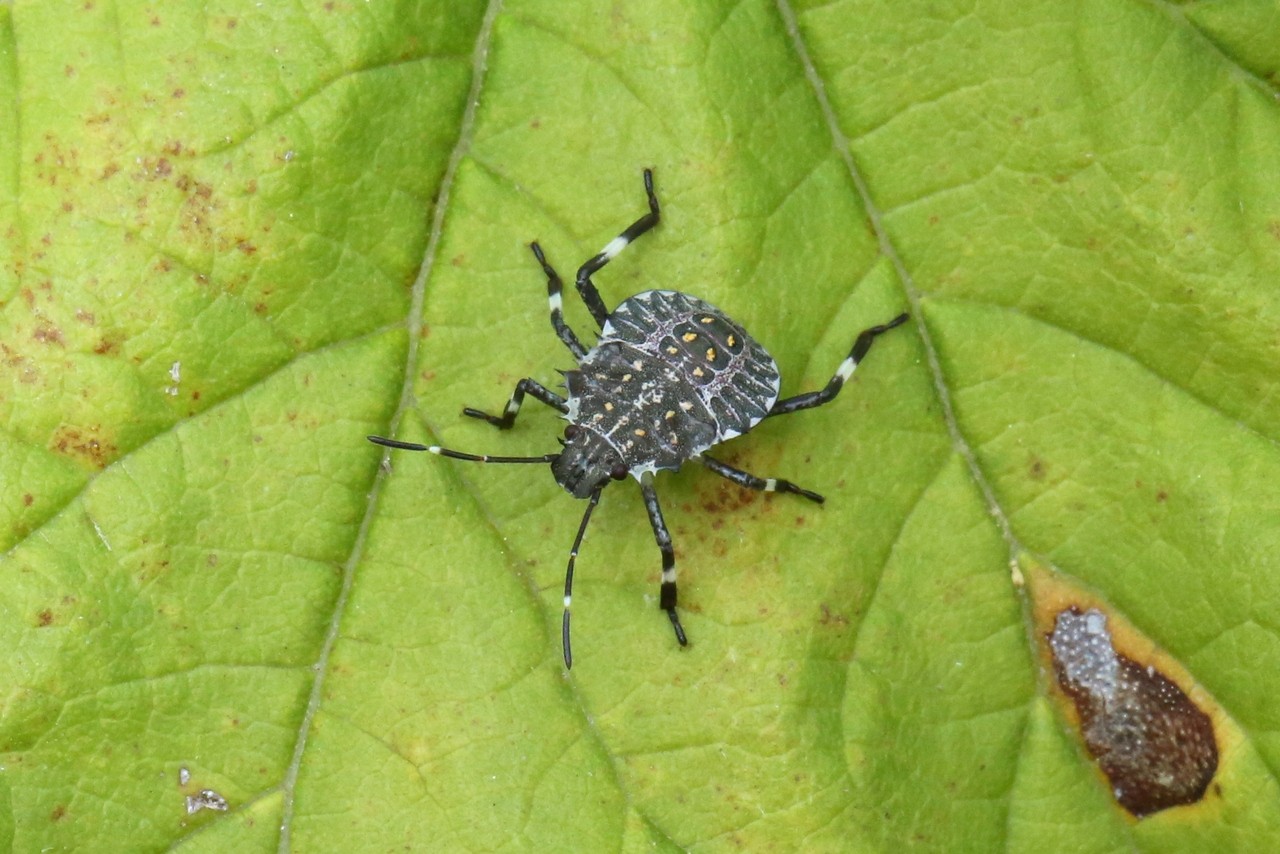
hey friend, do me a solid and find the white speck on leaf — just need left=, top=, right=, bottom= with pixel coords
left=186, top=789, right=228, bottom=814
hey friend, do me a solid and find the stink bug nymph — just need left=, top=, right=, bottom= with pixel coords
left=369, top=170, right=908, bottom=668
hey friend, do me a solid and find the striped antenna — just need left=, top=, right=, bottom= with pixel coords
left=368, top=435, right=558, bottom=465
left=561, top=486, right=603, bottom=669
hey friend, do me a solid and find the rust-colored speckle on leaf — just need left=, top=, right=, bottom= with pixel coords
left=699, top=478, right=760, bottom=515
left=1048, top=606, right=1217, bottom=817
left=51, top=425, right=116, bottom=469
left=33, top=321, right=66, bottom=347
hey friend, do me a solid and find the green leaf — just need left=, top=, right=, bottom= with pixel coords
left=2, top=0, right=1278, bottom=850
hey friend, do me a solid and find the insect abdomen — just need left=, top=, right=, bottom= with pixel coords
left=567, top=345, right=719, bottom=474
left=600, top=290, right=780, bottom=440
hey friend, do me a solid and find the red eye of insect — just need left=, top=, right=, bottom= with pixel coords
left=564, top=424, right=580, bottom=440
left=609, top=463, right=628, bottom=480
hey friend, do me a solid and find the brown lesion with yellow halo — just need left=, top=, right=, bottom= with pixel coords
left=1023, top=558, right=1221, bottom=819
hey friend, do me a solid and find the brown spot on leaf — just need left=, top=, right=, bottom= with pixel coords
left=1028, top=455, right=1045, bottom=480
left=51, top=425, right=115, bottom=469
left=1047, top=606, right=1217, bottom=817
left=37, top=609, right=54, bottom=627
left=818, top=603, right=849, bottom=628
left=699, top=478, right=759, bottom=514
left=33, top=322, right=65, bottom=347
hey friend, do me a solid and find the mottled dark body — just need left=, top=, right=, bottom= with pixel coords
left=367, top=169, right=909, bottom=668
left=562, top=290, right=780, bottom=488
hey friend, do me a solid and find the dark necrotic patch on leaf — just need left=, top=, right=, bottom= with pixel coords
left=1048, top=607, right=1217, bottom=817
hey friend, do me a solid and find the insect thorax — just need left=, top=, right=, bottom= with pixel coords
left=560, top=290, right=781, bottom=481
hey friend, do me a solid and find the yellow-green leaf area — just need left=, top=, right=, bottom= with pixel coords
left=2, top=0, right=1278, bottom=851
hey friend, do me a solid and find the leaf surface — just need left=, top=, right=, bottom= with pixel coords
left=2, top=0, right=1278, bottom=850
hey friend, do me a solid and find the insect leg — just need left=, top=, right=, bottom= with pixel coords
left=639, top=472, right=689, bottom=649
left=768, top=313, right=909, bottom=417
left=574, top=168, right=661, bottom=328
left=697, top=454, right=824, bottom=504
left=531, top=242, right=588, bottom=359
left=367, top=435, right=558, bottom=464
left=561, top=486, right=603, bottom=669
left=462, top=377, right=568, bottom=429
